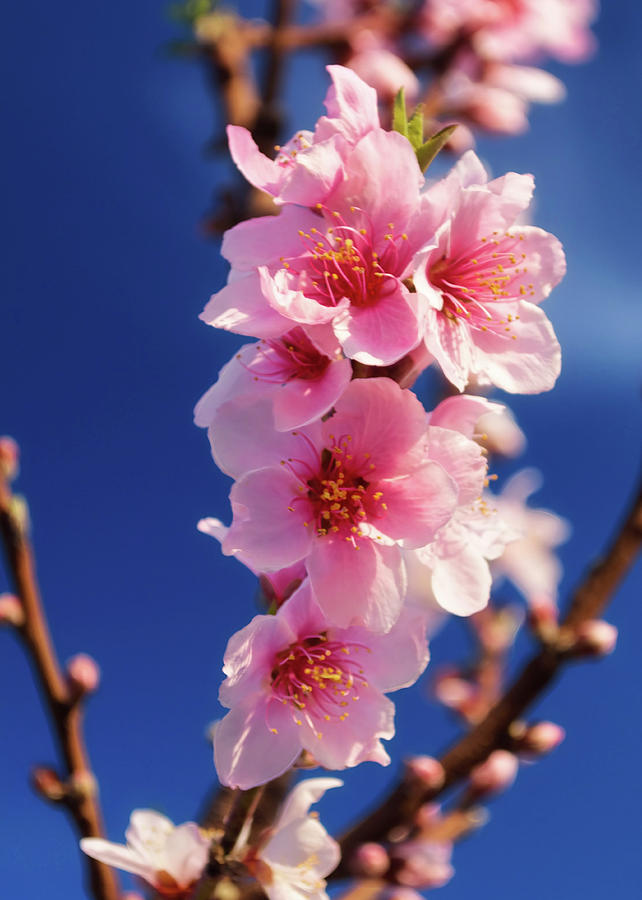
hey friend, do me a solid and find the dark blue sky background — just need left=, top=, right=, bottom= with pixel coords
left=1, top=2, right=640, bottom=897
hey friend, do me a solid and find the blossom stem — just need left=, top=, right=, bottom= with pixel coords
left=0, top=469, right=120, bottom=900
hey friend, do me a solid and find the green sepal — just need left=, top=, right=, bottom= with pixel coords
left=406, top=106, right=424, bottom=150
left=392, top=87, right=408, bottom=138
left=415, top=125, right=458, bottom=173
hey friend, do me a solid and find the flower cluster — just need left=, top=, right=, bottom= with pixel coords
left=305, top=0, right=597, bottom=137
left=195, top=65, right=566, bottom=796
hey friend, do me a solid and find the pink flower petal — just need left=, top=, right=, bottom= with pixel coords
left=200, top=271, right=288, bottom=338
left=378, top=461, right=458, bottom=547
left=431, top=543, right=492, bottom=616
left=306, top=536, right=405, bottom=632
left=272, top=357, right=352, bottom=431
left=333, top=286, right=424, bottom=366
left=300, top=686, right=394, bottom=770
left=214, top=697, right=302, bottom=789
left=472, top=301, right=561, bottom=393
left=323, top=377, right=428, bottom=478
left=224, top=467, right=313, bottom=571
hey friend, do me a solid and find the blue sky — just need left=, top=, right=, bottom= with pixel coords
left=1, top=2, right=640, bottom=898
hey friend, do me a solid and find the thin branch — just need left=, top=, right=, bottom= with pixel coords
left=333, top=471, right=642, bottom=874
left=0, top=468, right=120, bottom=900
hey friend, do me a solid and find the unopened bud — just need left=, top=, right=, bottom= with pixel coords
left=68, top=769, right=97, bottom=801
left=67, top=653, right=101, bottom=696
left=391, top=841, right=454, bottom=890
left=475, top=605, right=523, bottom=654
left=0, top=593, right=25, bottom=627
left=380, top=888, right=423, bottom=900
left=0, top=437, right=19, bottom=481
left=469, top=750, right=518, bottom=796
left=414, top=802, right=442, bottom=829
left=521, top=722, right=566, bottom=756
left=406, top=756, right=445, bottom=791
left=122, top=893, right=145, bottom=900
left=574, top=620, right=618, bottom=656
left=32, top=766, right=66, bottom=802
left=529, top=595, right=559, bottom=642
left=433, top=671, right=477, bottom=711
left=352, top=843, right=389, bottom=877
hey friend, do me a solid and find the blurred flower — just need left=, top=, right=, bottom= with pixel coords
left=250, top=778, right=342, bottom=900
left=80, top=810, right=210, bottom=897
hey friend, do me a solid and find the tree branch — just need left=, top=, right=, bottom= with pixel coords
left=0, top=466, right=120, bottom=900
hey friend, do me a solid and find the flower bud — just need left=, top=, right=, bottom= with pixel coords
left=352, top=843, right=389, bottom=877
left=67, top=653, right=101, bottom=696
left=122, top=894, right=145, bottom=900
left=380, top=888, right=424, bottom=900
left=433, top=670, right=477, bottom=711
left=68, top=769, right=97, bottom=801
left=414, top=803, right=442, bottom=830
left=406, top=756, right=445, bottom=791
left=0, top=593, right=25, bottom=627
left=391, top=841, right=454, bottom=890
left=32, top=766, right=66, bottom=802
left=521, top=721, right=566, bottom=756
left=574, top=620, right=618, bottom=656
left=469, top=750, right=518, bottom=796
left=0, top=436, right=19, bottom=481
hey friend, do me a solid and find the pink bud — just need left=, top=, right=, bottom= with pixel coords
left=575, top=620, right=618, bottom=656
left=352, top=843, right=389, bottom=877
left=68, top=769, right=97, bottom=800
left=32, top=766, right=66, bottom=802
left=67, top=653, right=101, bottom=695
left=433, top=670, right=476, bottom=710
left=414, top=803, right=442, bottom=829
left=381, top=888, right=424, bottom=900
left=406, top=756, right=445, bottom=790
left=0, top=437, right=19, bottom=481
left=392, top=841, right=454, bottom=890
left=122, top=894, right=145, bottom=900
left=0, top=593, right=25, bottom=627
left=470, top=750, right=519, bottom=796
left=522, top=722, right=566, bottom=756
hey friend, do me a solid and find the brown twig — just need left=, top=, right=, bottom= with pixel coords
left=333, top=472, right=642, bottom=874
left=0, top=468, right=120, bottom=900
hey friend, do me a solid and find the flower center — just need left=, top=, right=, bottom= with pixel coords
left=284, top=431, right=388, bottom=543
left=281, top=208, right=412, bottom=310
left=269, top=634, right=368, bottom=734
left=429, top=231, right=534, bottom=338
left=248, top=328, right=331, bottom=384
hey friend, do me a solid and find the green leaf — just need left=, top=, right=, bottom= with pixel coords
left=392, top=88, right=408, bottom=138
left=415, top=125, right=458, bottom=173
left=407, top=106, right=424, bottom=150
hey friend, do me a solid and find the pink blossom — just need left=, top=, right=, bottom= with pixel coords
left=226, top=65, right=380, bottom=207
left=80, top=810, right=210, bottom=898
left=249, top=777, right=342, bottom=900
left=217, top=378, right=460, bottom=632
left=195, top=326, right=352, bottom=433
left=346, top=31, right=420, bottom=104
left=488, top=468, right=570, bottom=605
left=421, top=0, right=597, bottom=65
left=392, top=840, right=454, bottom=889
left=202, top=127, right=432, bottom=367
left=214, top=581, right=430, bottom=788
left=405, top=395, right=516, bottom=617
left=413, top=150, right=565, bottom=393
left=439, top=58, right=566, bottom=135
